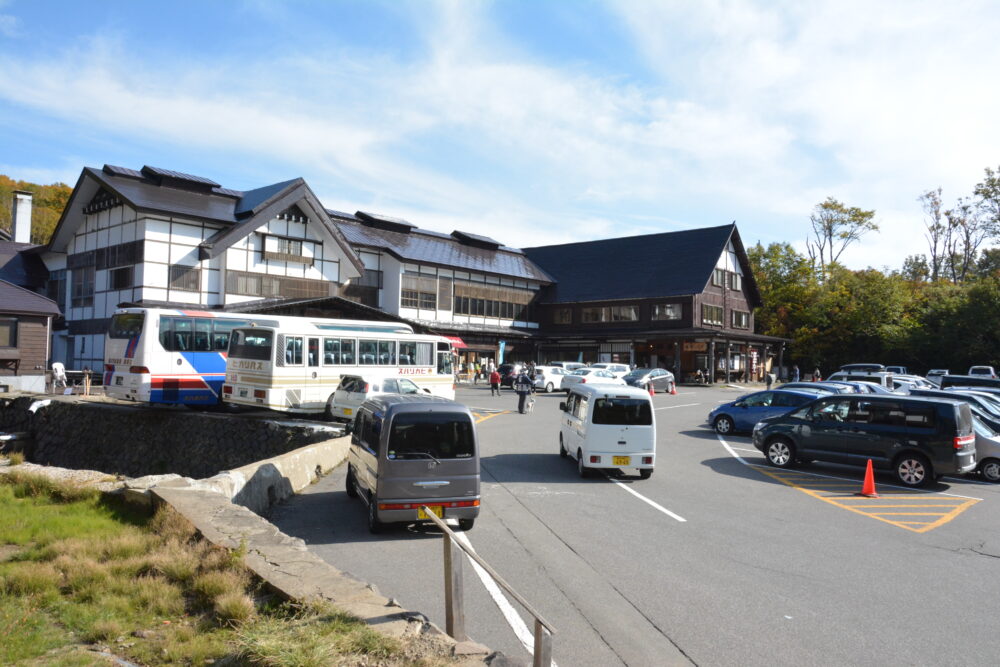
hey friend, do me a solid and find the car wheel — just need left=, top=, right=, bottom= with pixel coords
left=367, top=494, right=384, bottom=534
left=714, top=415, right=735, bottom=435
left=345, top=465, right=358, bottom=498
left=639, top=469, right=653, bottom=480
left=577, top=449, right=591, bottom=478
left=323, top=394, right=337, bottom=421
left=980, top=458, right=1000, bottom=483
left=894, top=454, right=932, bottom=487
left=458, top=518, right=475, bottom=531
left=546, top=382, right=554, bottom=393
left=765, top=438, right=795, bottom=468
left=559, top=434, right=568, bottom=458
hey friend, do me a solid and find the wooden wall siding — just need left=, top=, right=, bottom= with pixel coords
left=0, top=316, right=48, bottom=376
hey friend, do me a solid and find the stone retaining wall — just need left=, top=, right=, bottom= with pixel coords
left=0, top=396, right=339, bottom=479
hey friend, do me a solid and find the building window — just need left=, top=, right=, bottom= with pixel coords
left=554, top=308, right=572, bottom=324
left=728, top=272, right=742, bottom=291
left=0, top=318, right=16, bottom=347
left=453, top=281, right=534, bottom=320
left=652, top=303, right=682, bottom=321
left=277, top=238, right=302, bottom=256
left=340, top=269, right=382, bottom=308
left=580, top=306, right=639, bottom=323
left=262, top=235, right=313, bottom=264
left=438, top=277, right=453, bottom=312
left=401, top=272, right=437, bottom=310
left=169, top=265, right=201, bottom=292
left=225, top=270, right=330, bottom=299
left=47, top=269, right=66, bottom=308
left=71, top=266, right=95, bottom=307
left=732, top=310, right=750, bottom=329
left=110, top=266, right=133, bottom=290
left=702, top=304, right=723, bottom=326
left=96, top=240, right=143, bottom=269
left=712, top=268, right=725, bottom=287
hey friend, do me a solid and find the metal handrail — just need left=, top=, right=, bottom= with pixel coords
left=421, top=506, right=555, bottom=666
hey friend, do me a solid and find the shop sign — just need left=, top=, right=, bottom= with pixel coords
left=683, top=342, right=707, bottom=352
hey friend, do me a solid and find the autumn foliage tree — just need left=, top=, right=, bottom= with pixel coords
left=0, top=175, right=72, bottom=245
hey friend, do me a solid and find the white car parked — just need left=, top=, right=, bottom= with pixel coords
left=326, top=375, right=428, bottom=421
left=560, top=368, right=627, bottom=393
left=533, top=365, right=569, bottom=393
left=589, top=363, right=632, bottom=378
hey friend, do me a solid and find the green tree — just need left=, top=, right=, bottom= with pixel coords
left=0, top=175, right=72, bottom=245
left=747, top=242, right=818, bottom=340
left=806, top=197, right=878, bottom=279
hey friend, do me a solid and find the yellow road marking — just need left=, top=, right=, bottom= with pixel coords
left=757, top=467, right=980, bottom=533
left=474, top=411, right=510, bottom=424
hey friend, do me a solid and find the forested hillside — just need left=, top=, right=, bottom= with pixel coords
left=0, top=175, right=72, bottom=245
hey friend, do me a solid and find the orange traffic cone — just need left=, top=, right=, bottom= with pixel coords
left=648, top=381, right=655, bottom=397
left=670, top=384, right=677, bottom=395
left=857, top=458, right=878, bottom=498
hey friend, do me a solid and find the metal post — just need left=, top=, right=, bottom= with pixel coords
left=443, top=532, right=466, bottom=640
left=533, top=619, right=552, bottom=667
left=725, top=340, right=732, bottom=384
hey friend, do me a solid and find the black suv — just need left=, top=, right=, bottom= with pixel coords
left=752, top=395, right=977, bottom=487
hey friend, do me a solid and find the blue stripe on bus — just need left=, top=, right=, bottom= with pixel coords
left=180, top=351, right=228, bottom=375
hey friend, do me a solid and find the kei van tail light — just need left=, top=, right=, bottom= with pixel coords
left=643, top=456, right=653, bottom=464
left=954, top=434, right=974, bottom=450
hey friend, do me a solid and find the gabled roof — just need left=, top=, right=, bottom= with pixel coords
left=0, top=279, right=61, bottom=316
left=332, top=211, right=553, bottom=283
left=523, top=223, right=762, bottom=306
left=0, top=241, right=48, bottom=289
left=45, top=165, right=364, bottom=278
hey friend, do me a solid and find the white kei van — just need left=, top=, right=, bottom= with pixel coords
left=559, top=384, right=656, bottom=479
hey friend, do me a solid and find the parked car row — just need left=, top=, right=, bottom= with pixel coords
left=709, top=377, right=1000, bottom=486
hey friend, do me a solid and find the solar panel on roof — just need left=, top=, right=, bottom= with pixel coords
left=141, top=165, right=221, bottom=187
left=102, top=165, right=145, bottom=179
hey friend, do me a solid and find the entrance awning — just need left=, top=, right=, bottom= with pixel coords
left=444, top=336, right=468, bottom=349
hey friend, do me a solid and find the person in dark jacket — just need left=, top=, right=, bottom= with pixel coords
left=513, top=370, right=534, bottom=414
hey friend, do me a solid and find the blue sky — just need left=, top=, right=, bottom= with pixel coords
left=2, top=0, right=999, bottom=269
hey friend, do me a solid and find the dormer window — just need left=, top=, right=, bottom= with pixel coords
left=261, top=233, right=314, bottom=265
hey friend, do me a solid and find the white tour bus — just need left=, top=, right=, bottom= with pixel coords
left=223, top=320, right=455, bottom=415
left=104, top=307, right=282, bottom=406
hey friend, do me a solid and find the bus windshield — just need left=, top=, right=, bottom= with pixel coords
left=108, top=313, right=145, bottom=339
left=388, top=412, right=474, bottom=459
left=228, top=329, right=274, bottom=361
left=593, top=398, right=653, bottom=425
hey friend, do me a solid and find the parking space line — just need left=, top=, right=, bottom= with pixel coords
left=716, top=433, right=982, bottom=533
left=606, top=476, right=687, bottom=522
left=654, top=403, right=700, bottom=410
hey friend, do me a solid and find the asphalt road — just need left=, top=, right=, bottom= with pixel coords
left=270, top=384, right=1000, bottom=666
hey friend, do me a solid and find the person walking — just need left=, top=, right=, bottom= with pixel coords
left=472, top=361, right=480, bottom=384
left=813, top=367, right=822, bottom=382
left=489, top=368, right=501, bottom=396
left=792, top=365, right=800, bottom=382
left=765, top=372, right=773, bottom=390
left=513, top=369, right=535, bottom=414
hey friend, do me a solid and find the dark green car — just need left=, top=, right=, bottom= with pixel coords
left=752, top=394, right=977, bottom=487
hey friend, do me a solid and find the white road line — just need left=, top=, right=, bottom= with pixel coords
left=654, top=403, right=700, bottom=410
left=715, top=434, right=983, bottom=501
left=607, top=477, right=687, bottom=522
left=452, top=530, right=557, bottom=666
left=730, top=446, right=759, bottom=453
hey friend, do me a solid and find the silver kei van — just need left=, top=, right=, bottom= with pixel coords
left=346, top=394, right=480, bottom=533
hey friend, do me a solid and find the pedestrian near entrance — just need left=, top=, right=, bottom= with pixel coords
left=513, top=370, right=534, bottom=414
left=765, top=372, right=773, bottom=390
left=813, top=367, right=822, bottom=382
left=489, top=369, right=501, bottom=396
left=792, top=365, right=800, bottom=382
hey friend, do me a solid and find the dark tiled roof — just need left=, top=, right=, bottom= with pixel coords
left=523, top=223, right=760, bottom=305
left=0, top=279, right=61, bottom=316
left=334, top=215, right=553, bottom=283
left=0, top=242, right=48, bottom=289
left=234, top=179, right=302, bottom=218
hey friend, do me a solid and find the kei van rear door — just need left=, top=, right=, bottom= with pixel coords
left=378, top=411, right=479, bottom=502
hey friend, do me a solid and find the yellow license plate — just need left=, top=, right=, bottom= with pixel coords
left=613, top=456, right=630, bottom=466
left=417, top=506, right=443, bottom=519
left=342, top=408, right=352, bottom=416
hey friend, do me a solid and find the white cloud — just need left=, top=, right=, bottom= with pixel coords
left=1, top=1, right=998, bottom=264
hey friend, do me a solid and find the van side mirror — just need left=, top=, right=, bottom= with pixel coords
left=559, top=401, right=567, bottom=411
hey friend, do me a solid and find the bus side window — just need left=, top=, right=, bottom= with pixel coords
left=341, top=339, right=356, bottom=364
left=159, top=317, right=173, bottom=350
left=173, top=318, right=193, bottom=352
left=378, top=341, right=396, bottom=365
left=194, top=319, right=212, bottom=352
left=308, top=338, right=319, bottom=367
left=285, top=337, right=303, bottom=365
left=323, top=338, right=338, bottom=365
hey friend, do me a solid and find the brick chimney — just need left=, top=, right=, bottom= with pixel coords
left=12, top=190, right=33, bottom=244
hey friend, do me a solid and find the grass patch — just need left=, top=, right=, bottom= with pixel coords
left=6, top=451, right=24, bottom=465
left=0, top=474, right=448, bottom=666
